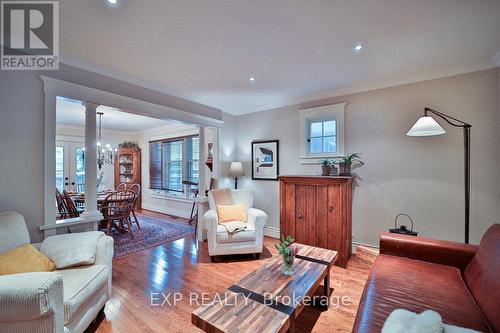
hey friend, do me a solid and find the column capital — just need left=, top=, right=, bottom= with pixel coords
left=82, top=101, right=99, bottom=110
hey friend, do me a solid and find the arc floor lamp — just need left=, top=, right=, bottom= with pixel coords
left=407, top=107, right=471, bottom=243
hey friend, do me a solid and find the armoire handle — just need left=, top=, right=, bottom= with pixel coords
left=297, top=214, right=303, bottom=219
left=329, top=207, right=334, bottom=212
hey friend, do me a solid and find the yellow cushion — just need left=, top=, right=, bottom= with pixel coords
left=217, top=203, right=247, bottom=223
left=0, top=244, right=55, bottom=276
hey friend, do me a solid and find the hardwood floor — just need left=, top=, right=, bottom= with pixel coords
left=87, top=210, right=371, bottom=333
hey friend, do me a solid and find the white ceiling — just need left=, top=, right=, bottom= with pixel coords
left=56, top=97, right=176, bottom=132
left=60, top=0, right=500, bottom=115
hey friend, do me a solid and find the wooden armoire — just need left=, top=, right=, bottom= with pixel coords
left=279, top=175, right=354, bottom=267
left=114, top=147, right=141, bottom=208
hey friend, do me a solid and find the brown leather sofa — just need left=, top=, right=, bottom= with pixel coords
left=353, top=224, right=499, bottom=333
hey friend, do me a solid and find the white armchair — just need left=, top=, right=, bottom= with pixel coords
left=203, top=189, right=267, bottom=259
left=0, top=211, right=113, bottom=333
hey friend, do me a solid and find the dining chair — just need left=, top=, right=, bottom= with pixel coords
left=73, top=185, right=85, bottom=210
left=115, top=183, right=127, bottom=191
left=129, top=183, right=141, bottom=229
left=182, top=180, right=199, bottom=226
left=62, top=190, right=83, bottom=218
left=55, top=188, right=68, bottom=219
left=100, top=190, right=136, bottom=239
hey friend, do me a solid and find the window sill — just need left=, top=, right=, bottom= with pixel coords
left=300, top=154, right=345, bottom=165
left=149, top=193, right=194, bottom=203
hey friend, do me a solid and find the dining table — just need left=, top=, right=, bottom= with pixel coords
left=70, top=190, right=115, bottom=206
left=69, top=190, right=132, bottom=235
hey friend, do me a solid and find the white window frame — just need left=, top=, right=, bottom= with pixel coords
left=299, top=103, right=345, bottom=164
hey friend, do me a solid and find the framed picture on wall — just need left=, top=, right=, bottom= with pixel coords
left=252, top=140, right=279, bottom=180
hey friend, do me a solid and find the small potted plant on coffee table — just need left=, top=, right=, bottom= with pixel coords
left=275, top=235, right=298, bottom=276
left=338, top=153, right=364, bottom=176
left=320, top=159, right=332, bottom=176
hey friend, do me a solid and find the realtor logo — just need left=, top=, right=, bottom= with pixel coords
left=1, top=0, right=59, bottom=70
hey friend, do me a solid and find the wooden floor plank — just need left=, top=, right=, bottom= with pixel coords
left=86, top=209, right=371, bottom=333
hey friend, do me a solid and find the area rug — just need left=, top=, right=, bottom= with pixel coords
left=110, top=214, right=194, bottom=258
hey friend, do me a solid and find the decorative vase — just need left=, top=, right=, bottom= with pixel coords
left=281, top=254, right=295, bottom=276
left=321, top=165, right=332, bottom=176
left=339, top=162, right=352, bottom=175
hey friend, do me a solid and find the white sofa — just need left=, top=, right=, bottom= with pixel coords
left=203, top=189, right=267, bottom=259
left=0, top=211, right=113, bottom=333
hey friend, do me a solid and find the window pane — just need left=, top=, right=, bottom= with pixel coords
left=191, top=137, right=199, bottom=160
left=149, top=142, right=162, bottom=189
left=170, top=141, right=182, bottom=161
left=324, top=120, right=336, bottom=136
left=168, top=161, right=183, bottom=191
left=187, top=136, right=199, bottom=184
left=162, top=140, right=184, bottom=191
left=55, top=146, right=64, bottom=192
left=75, top=147, right=85, bottom=188
left=323, top=136, right=336, bottom=153
left=310, top=121, right=322, bottom=137
left=309, top=137, right=322, bottom=153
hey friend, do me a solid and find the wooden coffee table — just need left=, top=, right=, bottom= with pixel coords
left=192, top=244, right=338, bottom=333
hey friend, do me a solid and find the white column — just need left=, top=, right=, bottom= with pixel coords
left=198, top=126, right=207, bottom=197
left=81, top=102, right=102, bottom=224
left=43, top=92, right=57, bottom=238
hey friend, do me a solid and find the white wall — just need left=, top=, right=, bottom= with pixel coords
left=0, top=70, right=45, bottom=242
left=217, top=113, right=238, bottom=189
left=233, top=69, right=500, bottom=246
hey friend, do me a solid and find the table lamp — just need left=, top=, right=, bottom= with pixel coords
left=229, top=162, right=244, bottom=189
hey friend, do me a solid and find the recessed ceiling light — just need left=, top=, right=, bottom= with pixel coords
left=107, top=0, right=117, bottom=4
left=249, top=77, right=256, bottom=82
left=353, top=43, right=363, bottom=52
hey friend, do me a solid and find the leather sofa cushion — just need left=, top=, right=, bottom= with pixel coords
left=58, top=264, right=108, bottom=325
left=464, top=224, right=500, bottom=333
left=353, top=254, right=490, bottom=333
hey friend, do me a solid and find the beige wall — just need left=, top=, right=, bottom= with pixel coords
left=234, top=69, right=500, bottom=246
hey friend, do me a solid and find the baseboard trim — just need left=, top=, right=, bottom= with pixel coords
left=141, top=202, right=191, bottom=219
left=352, top=241, right=379, bottom=254
left=264, top=226, right=280, bottom=239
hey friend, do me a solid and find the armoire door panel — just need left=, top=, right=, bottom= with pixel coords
left=284, top=183, right=296, bottom=238
left=295, top=185, right=316, bottom=245
left=315, top=186, right=329, bottom=249
left=327, top=185, right=342, bottom=252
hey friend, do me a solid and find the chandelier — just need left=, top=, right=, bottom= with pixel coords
left=83, top=112, right=117, bottom=170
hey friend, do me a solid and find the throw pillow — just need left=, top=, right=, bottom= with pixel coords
left=217, top=203, right=247, bottom=223
left=0, top=244, right=55, bottom=275
left=41, top=231, right=103, bottom=269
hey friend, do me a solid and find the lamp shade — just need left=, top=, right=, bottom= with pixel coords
left=229, top=161, right=244, bottom=177
left=407, top=116, right=446, bottom=136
